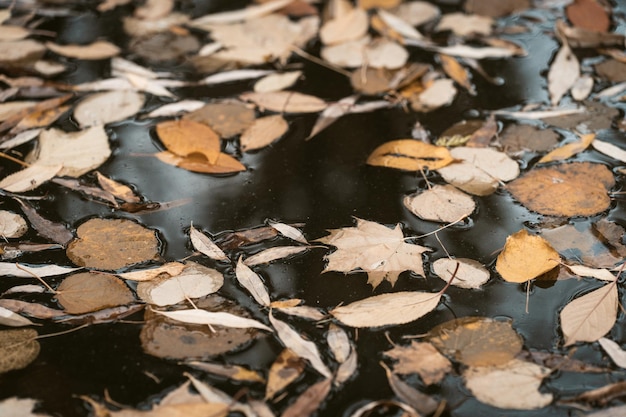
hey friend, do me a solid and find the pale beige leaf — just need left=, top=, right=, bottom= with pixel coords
left=320, top=7, right=369, bottom=45
left=0, top=40, right=45, bottom=63
left=145, top=100, right=205, bottom=118
left=240, top=114, right=288, bottom=152
left=235, top=257, right=270, bottom=307
left=599, top=337, right=626, bottom=369
left=548, top=42, right=579, bottom=106
left=380, top=362, right=438, bottom=415
left=571, top=74, right=594, bottom=101
left=274, top=305, right=326, bottom=321
left=377, top=9, right=423, bottom=40
left=95, top=172, right=140, bottom=203
left=46, top=40, right=120, bottom=60
left=321, top=36, right=369, bottom=68
left=365, top=39, right=408, bottom=70
left=201, top=69, right=274, bottom=85
left=240, top=91, right=327, bottom=113
left=335, top=348, right=358, bottom=385
left=413, top=78, right=457, bottom=112
left=191, top=0, right=294, bottom=26
left=189, top=224, right=228, bottom=261
left=243, top=246, right=309, bottom=266
left=537, top=133, right=594, bottom=164
left=0, top=397, right=50, bottom=417
left=384, top=341, right=452, bottom=385
left=33, top=60, right=67, bottom=76
left=560, top=281, right=617, bottom=346
left=327, top=323, right=351, bottom=363
left=154, top=308, right=272, bottom=331
left=496, top=229, right=560, bottom=283
left=74, top=90, right=145, bottom=128
left=0, top=129, right=42, bottom=151
left=33, top=126, right=111, bottom=177
left=464, top=359, right=553, bottom=409
left=0, top=26, right=30, bottom=41
left=118, top=262, right=186, bottom=282
left=404, top=184, right=475, bottom=223
left=137, top=262, right=223, bottom=306
left=268, top=220, right=308, bottom=244
left=110, top=403, right=228, bottom=417
left=254, top=71, right=302, bottom=93
left=0, top=262, right=81, bottom=277
left=492, top=107, right=585, bottom=120
left=407, top=40, right=522, bottom=59
left=566, top=264, right=616, bottom=282
left=432, top=257, right=490, bottom=289
left=269, top=311, right=332, bottom=378
left=0, top=306, right=34, bottom=327
left=306, top=95, right=358, bottom=140
left=331, top=291, right=441, bottom=328
left=436, top=12, right=493, bottom=36
left=394, top=1, right=440, bottom=27
left=592, top=139, right=626, bottom=164
left=0, top=164, right=61, bottom=193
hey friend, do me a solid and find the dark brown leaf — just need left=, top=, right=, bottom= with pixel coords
left=0, top=328, right=39, bottom=374
left=15, top=198, right=73, bottom=246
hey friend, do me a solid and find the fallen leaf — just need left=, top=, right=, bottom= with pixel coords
left=320, top=7, right=368, bottom=45
left=541, top=223, right=621, bottom=268
left=191, top=0, right=295, bottom=25
left=0, top=328, right=39, bottom=373
left=541, top=100, right=617, bottom=130
left=15, top=198, right=74, bottom=245
left=464, top=359, right=552, bottom=409
left=117, top=262, right=185, bottom=281
left=538, top=133, right=595, bottom=164
left=599, top=337, right=626, bottom=369
left=429, top=317, right=523, bottom=366
left=439, top=54, right=475, bottom=95
left=499, top=123, right=559, bottom=153
left=56, top=272, right=135, bottom=314
left=110, top=402, right=228, bottom=417
left=144, top=100, right=205, bottom=118
left=571, top=74, right=594, bottom=101
left=380, top=362, right=439, bottom=415
left=183, top=101, right=255, bottom=138
left=46, top=40, right=120, bottom=60
left=407, top=40, right=523, bottom=59
left=436, top=13, right=493, bottom=37
left=266, top=348, right=306, bottom=399
left=184, top=373, right=255, bottom=416
left=268, top=220, right=308, bottom=244
left=496, top=229, right=560, bottom=283
left=464, top=0, right=530, bottom=17
left=136, top=262, right=223, bottom=306
left=547, top=41, right=580, bottom=106
left=583, top=405, right=626, bottom=417
left=392, top=1, right=440, bottom=26
left=331, top=291, right=441, bottom=328
left=185, top=361, right=265, bottom=383
left=592, top=139, right=626, bottom=164
left=241, top=91, right=327, bottom=113
left=384, top=341, right=452, bottom=385
left=253, top=71, right=301, bottom=93
left=566, top=0, right=610, bottom=32
left=404, top=185, right=475, bottom=223
left=335, top=347, right=358, bottom=385
left=0, top=39, right=45, bottom=67
left=0, top=306, right=34, bottom=327
left=0, top=262, right=80, bottom=277
left=565, top=264, right=615, bottom=281
left=66, top=218, right=160, bottom=270
left=154, top=308, right=272, bottom=331
left=243, top=245, right=309, bottom=266
left=155, top=150, right=246, bottom=174
left=0, top=397, right=50, bottom=417
left=567, top=381, right=626, bottom=407
left=367, top=140, right=454, bottom=171
left=327, top=323, right=351, bottom=363
left=273, top=304, right=326, bottom=321
left=268, top=311, right=331, bottom=378
left=0, top=163, right=62, bottom=193
left=95, top=172, right=140, bottom=204
left=560, top=280, right=617, bottom=346
left=411, top=78, right=457, bottom=112
left=189, top=224, right=228, bottom=261
left=506, top=162, right=614, bottom=217
left=156, top=119, right=220, bottom=163
left=240, top=114, right=289, bottom=152
left=377, top=9, right=423, bottom=40
left=11, top=104, right=71, bottom=134
left=432, top=257, right=490, bottom=289
left=281, top=378, right=332, bottom=417
left=73, top=90, right=144, bottom=127
left=364, top=38, right=409, bottom=70
left=235, top=257, right=270, bottom=307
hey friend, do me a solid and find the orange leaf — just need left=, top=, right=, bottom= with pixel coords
left=566, top=0, right=610, bottom=32
left=156, top=119, right=220, bottom=164
left=367, top=139, right=454, bottom=171
left=496, top=229, right=560, bottom=283
left=156, top=151, right=246, bottom=174
left=537, top=133, right=594, bottom=163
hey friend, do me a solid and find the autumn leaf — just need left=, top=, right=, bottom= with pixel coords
left=56, top=272, right=135, bottom=314
left=74, top=90, right=145, bottom=128
left=239, top=114, right=288, bottom=152
left=496, top=229, right=560, bottom=283
left=317, top=218, right=431, bottom=288
left=46, top=40, right=120, bottom=59
left=153, top=308, right=272, bottom=331
left=155, top=150, right=246, bottom=174
left=240, top=91, right=327, bottom=113
left=0, top=210, right=27, bottom=238
left=403, top=184, right=475, bottom=223
left=547, top=40, right=580, bottom=106
left=432, top=257, right=490, bottom=289
left=156, top=119, right=220, bottom=163
left=384, top=341, right=452, bottom=385
left=189, top=224, right=228, bottom=261
left=235, top=257, right=270, bottom=307
left=266, top=348, right=305, bottom=399
left=0, top=328, right=39, bottom=374
left=183, top=100, right=255, bottom=138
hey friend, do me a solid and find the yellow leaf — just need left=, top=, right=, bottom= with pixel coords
left=156, top=119, right=220, bottom=164
left=496, top=229, right=560, bottom=283
left=538, top=133, right=595, bottom=163
left=367, top=139, right=454, bottom=171
left=439, top=54, right=475, bottom=95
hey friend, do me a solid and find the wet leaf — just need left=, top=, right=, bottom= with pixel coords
left=436, top=13, right=493, bottom=37
left=243, top=245, right=309, bottom=266
left=0, top=163, right=62, bottom=193
left=137, top=262, right=223, bottom=306
left=377, top=9, right=423, bottom=40
left=11, top=105, right=71, bottom=134
left=592, top=139, right=626, bottom=164
left=110, top=402, right=228, bottom=417
left=273, top=304, right=326, bottom=321
left=331, top=291, right=441, bottom=328
left=571, top=74, right=594, bottom=101
left=46, top=40, right=120, bottom=60
left=235, top=257, right=270, bottom=307
left=73, top=90, right=144, bottom=128
left=496, top=229, right=560, bottom=283
left=0, top=40, right=45, bottom=67
left=268, top=220, right=308, bottom=244
left=186, top=361, right=265, bottom=383
left=0, top=210, right=28, bottom=238
left=319, top=7, right=368, bottom=45
left=439, top=54, right=475, bottom=95
left=269, top=311, right=331, bottom=378
left=464, top=0, right=530, bottom=17
left=189, top=224, right=228, bottom=261
left=15, top=198, right=74, bottom=245
left=281, top=378, right=332, bottom=417
left=56, top=272, right=135, bottom=314
left=411, top=78, right=457, bottom=112
left=0, top=397, right=50, bottom=417
left=565, top=264, right=615, bottom=281
left=254, top=71, right=301, bottom=93
left=429, top=317, right=524, bottom=366
left=599, top=337, right=626, bottom=369
left=384, top=341, right=452, bottom=385
left=367, top=140, right=454, bottom=171
left=183, top=101, right=255, bottom=138
left=156, top=119, right=220, bottom=163
left=380, top=362, right=439, bottom=415
left=500, top=124, right=559, bottom=154
left=318, top=218, right=430, bottom=288
left=240, top=114, right=289, bottom=152
left=145, top=100, right=205, bottom=118
left=117, top=262, right=185, bottom=282
left=327, top=323, right=351, bottom=363
left=95, top=172, right=141, bottom=204
left=240, top=91, right=327, bottom=113
left=566, top=0, right=610, bottom=32
left=0, top=306, right=34, bottom=327
left=0, top=262, right=80, bottom=277
left=155, top=308, right=272, bottom=331
left=404, top=185, right=475, bottom=223
left=464, top=359, right=553, bottom=409
left=66, top=218, right=160, bottom=270
left=547, top=41, right=580, bottom=106
left=541, top=223, right=621, bottom=268
left=0, top=328, right=39, bottom=374
left=560, top=280, right=617, bottom=346
left=506, top=162, right=614, bottom=217
left=191, top=0, right=294, bottom=25
left=155, top=151, right=246, bottom=174
left=266, top=348, right=306, bottom=399
left=432, top=257, right=490, bottom=289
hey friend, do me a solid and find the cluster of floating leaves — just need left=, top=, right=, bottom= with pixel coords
left=1, top=0, right=626, bottom=416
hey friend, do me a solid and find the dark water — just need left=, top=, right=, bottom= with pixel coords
left=1, top=1, right=626, bottom=416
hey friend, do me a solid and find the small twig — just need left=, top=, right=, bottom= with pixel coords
left=15, top=263, right=56, bottom=293
left=0, top=151, right=29, bottom=167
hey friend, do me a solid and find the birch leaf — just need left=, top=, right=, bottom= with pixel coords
left=118, top=262, right=186, bottom=282
left=56, top=272, right=135, bottom=314
left=156, top=119, right=220, bottom=164
left=0, top=306, right=34, bottom=327
left=243, top=246, right=309, bottom=266
left=189, top=224, right=228, bottom=261
left=154, top=309, right=272, bottom=331
left=331, top=291, right=441, bottom=328
left=254, top=71, right=302, bottom=93
left=0, top=329, right=39, bottom=374
left=0, top=163, right=62, bottom=193
left=235, top=257, right=270, bottom=307
left=268, top=220, right=308, bottom=244
left=266, top=348, right=306, bottom=400
left=46, top=40, right=120, bottom=60
left=0, top=262, right=80, bottom=277
left=269, top=311, right=331, bottom=378
left=548, top=42, right=580, bottom=106
left=404, top=185, right=475, bottom=223
left=496, top=229, right=560, bottom=283
left=560, top=281, right=617, bottom=346
left=306, top=95, right=357, bottom=140
left=367, top=140, right=454, bottom=171
left=239, top=114, right=288, bottom=152
left=384, top=341, right=452, bottom=385
left=364, top=39, right=408, bottom=70
left=240, top=91, right=327, bottom=113
left=201, top=69, right=274, bottom=85
left=73, top=90, right=145, bottom=127
left=281, top=378, right=332, bottom=417
left=537, top=133, right=594, bottom=164
left=432, top=257, right=490, bottom=289
left=592, top=139, right=626, bottom=164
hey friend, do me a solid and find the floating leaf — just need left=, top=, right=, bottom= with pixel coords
left=0, top=262, right=80, bottom=277
left=186, top=361, right=264, bottom=383
left=155, top=151, right=246, bottom=174
left=439, top=54, right=475, bottom=95
left=496, top=229, right=560, bottom=283
left=384, top=341, right=452, bottom=385
left=598, top=337, right=626, bottom=369
left=66, top=218, right=160, bottom=270
left=183, top=101, right=255, bottom=138
left=110, top=402, right=228, bottom=417
left=566, top=0, right=610, bottom=32
left=281, top=378, right=332, bottom=417
left=380, top=362, right=439, bottom=415
left=240, top=91, right=327, bottom=113
left=547, top=41, right=580, bottom=106
left=432, top=258, right=490, bottom=289
left=243, top=245, right=309, bottom=266
left=268, top=220, right=308, bottom=244
left=566, top=264, right=616, bottom=282
left=156, top=119, right=220, bottom=164
left=15, top=198, right=73, bottom=245
left=320, top=7, right=368, bottom=45
left=189, top=224, right=228, bottom=261
left=46, top=40, right=120, bottom=59
left=266, top=348, right=306, bottom=399
left=253, top=71, right=302, bottom=93
left=235, top=257, right=270, bottom=307
left=404, top=185, right=475, bottom=223
left=411, top=78, right=457, bottom=112
left=95, top=172, right=140, bottom=204
left=154, top=308, right=272, bottom=331
left=0, top=397, right=50, bottom=417
left=0, top=163, right=62, bottom=193
left=331, top=291, right=441, bottom=328
left=240, top=114, right=288, bottom=152
left=436, top=12, right=493, bottom=37
left=0, top=329, right=39, bottom=374
left=327, top=323, right=351, bottom=364
left=56, top=272, right=135, bottom=314
left=0, top=306, right=34, bottom=327
left=592, top=139, right=626, bottom=164
left=73, top=90, right=145, bottom=127
left=367, top=140, right=453, bottom=171
left=560, top=281, right=617, bottom=346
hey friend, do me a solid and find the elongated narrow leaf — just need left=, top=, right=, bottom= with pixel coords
left=154, top=308, right=272, bottom=331
left=367, top=140, right=454, bottom=171
left=599, top=337, right=626, bottom=369
left=235, top=257, right=270, bottom=307
left=327, top=323, right=351, bottom=363
left=0, top=306, right=34, bottom=327
left=281, top=378, right=332, bottom=417
left=191, top=0, right=293, bottom=26
left=240, top=91, right=327, bottom=113
left=537, top=133, right=594, bottom=163
left=0, top=263, right=81, bottom=277
left=268, top=221, right=308, bottom=244
left=548, top=42, right=580, bottom=106
left=269, top=311, right=331, bottom=378
left=189, top=224, right=228, bottom=261
left=331, top=291, right=441, bottom=328
left=244, top=246, right=309, bottom=266
left=0, top=163, right=61, bottom=193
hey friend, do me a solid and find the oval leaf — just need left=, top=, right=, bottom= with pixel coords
left=496, top=229, right=560, bottom=283
left=367, top=140, right=454, bottom=171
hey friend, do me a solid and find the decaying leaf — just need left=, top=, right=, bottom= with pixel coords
left=331, top=291, right=441, bottom=328
left=429, top=317, right=523, bottom=367
left=183, top=101, right=255, bottom=138
left=156, top=119, right=220, bottom=163
left=380, top=362, right=439, bottom=415
left=235, top=257, right=270, bottom=307
left=281, top=378, right=332, bottom=417
left=239, top=114, right=289, bottom=152
left=547, top=41, right=580, bottom=106
left=384, top=341, right=452, bottom=385
left=66, top=218, right=160, bottom=270
left=506, top=162, right=614, bottom=217
left=464, top=359, right=553, bottom=409
left=14, top=199, right=74, bottom=246
left=46, top=40, right=120, bottom=60
left=500, top=123, right=560, bottom=154
left=0, top=328, right=39, bottom=374
left=404, top=185, right=475, bottom=223
left=56, top=272, right=135, bottom=314
left=367, top=140, right=453, bottom=171
left=560, top=280, right=617, bottom=346
left=185, top=361, right=265, bottom=383
left=74, top=90, right=145, bottom=128
left=240, top=91, right=327, bottom=113
left=432, top=257, right=490, bottom=289
left=496, top=229, right=560, bottom=283
left=439, top=54, right=476, bottom=95
left=266, top=348, right=306, bottom=399
left=189, top=224, right=228, bottom=261
left=243, top=245, right=309, bottom=266
left=110, top=402, right=228, bottom=417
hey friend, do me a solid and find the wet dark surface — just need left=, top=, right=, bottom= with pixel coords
left=1, top=1, right=626, bottom=416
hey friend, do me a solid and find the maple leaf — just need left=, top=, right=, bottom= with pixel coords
left=317, top=218, right=430, bottom=288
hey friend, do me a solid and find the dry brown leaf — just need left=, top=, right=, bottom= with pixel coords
left=56, top=272, right=135, bottom=314
left=0, top=163, right=62, bottom=193
left=183, top=101, right=255, bottom=138
left=46, top=40, right=120, bottom=60
left=464, top=359, right=552, bottom=409
left=331, top=291, right=441, bottom=328
left=240, top=114, right=288, bottom=152
left=0, top=210, right=28, bottom=238
left=560, top=280, right=617, bottom=346
left=74, top=90, right=145, bottom=128
left=155, top=151, right=246, bottom=174
left=281, top=378, right=332, bottom=417
left=403, top=184, right=475, bottom=223
left=496, top=229, right=559, bottom=283
left=156, top=119, right=220, bottom=163
left=384, top=341, right=452, bottom=385
left=266, top=348, right=306, bottom=399
left=243, top=245, right=309, bottom=266
left=464, top=0, right=530, bottom=17
left=432, top=257, right=490, bottom=289
left=429, top=317, right=523, bottom=367
left=240, top=91, right=327, bottom=113
left=235, top=257, right=270, bottom=307
left=436, top=13, right=493, bottom=37
left=189, top=224, right=228, bottom=261
left=538, top=133, right=594, bottom=163
left=439, top=54, right=475, bottom=95
left=367, top=140, right=454, bottom=171
left=380, top=362, right=439, bottom=415
left=566, top=0, right=610, bottom=32
left=0, top=329, right=39, bottom=374
left=548, top=42, right=580, bottom=106
left=66, top=218, right=160, bottom=270
left=506, top=162, right=614, bottom=217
